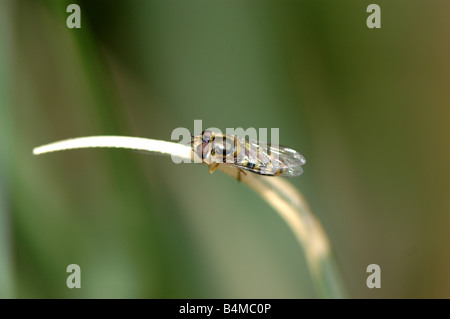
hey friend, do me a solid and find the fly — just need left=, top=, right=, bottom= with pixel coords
left=191, top=130, right=306, bottom=178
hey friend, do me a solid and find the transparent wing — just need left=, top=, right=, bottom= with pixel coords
left=231, top=136, right=306, bottom=177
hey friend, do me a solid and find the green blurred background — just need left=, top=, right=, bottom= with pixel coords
left=1, top=0, right=449, bottom=298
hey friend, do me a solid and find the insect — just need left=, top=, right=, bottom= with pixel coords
left=191, top=130, right=306, bottom=178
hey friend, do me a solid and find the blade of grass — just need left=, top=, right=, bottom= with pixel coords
left=33, top=135, right=347, bottom=298
left=217, top=165, right=347, bottom=298
left=0, top=0, right=15, bottom=299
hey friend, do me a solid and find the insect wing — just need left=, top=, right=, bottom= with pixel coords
left=232, top=136, right=306, bottom=177
left=267, top=144, right=306, bottom=177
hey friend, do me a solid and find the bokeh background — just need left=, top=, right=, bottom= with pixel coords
left=1, top=0, right=449, bottom=298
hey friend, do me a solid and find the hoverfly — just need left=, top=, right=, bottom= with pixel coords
left=191, top=130, right=306, bottom=178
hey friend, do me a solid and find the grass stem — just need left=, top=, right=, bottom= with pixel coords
left=33, top=135, right=347, bottom=298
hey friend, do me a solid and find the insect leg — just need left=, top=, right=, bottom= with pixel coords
left=209, top=163, right=219, bottom=174
left=236, top=168, right=247, bottom=182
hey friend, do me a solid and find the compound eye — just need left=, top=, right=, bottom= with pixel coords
left=202, top=130, right=213, bottom=143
